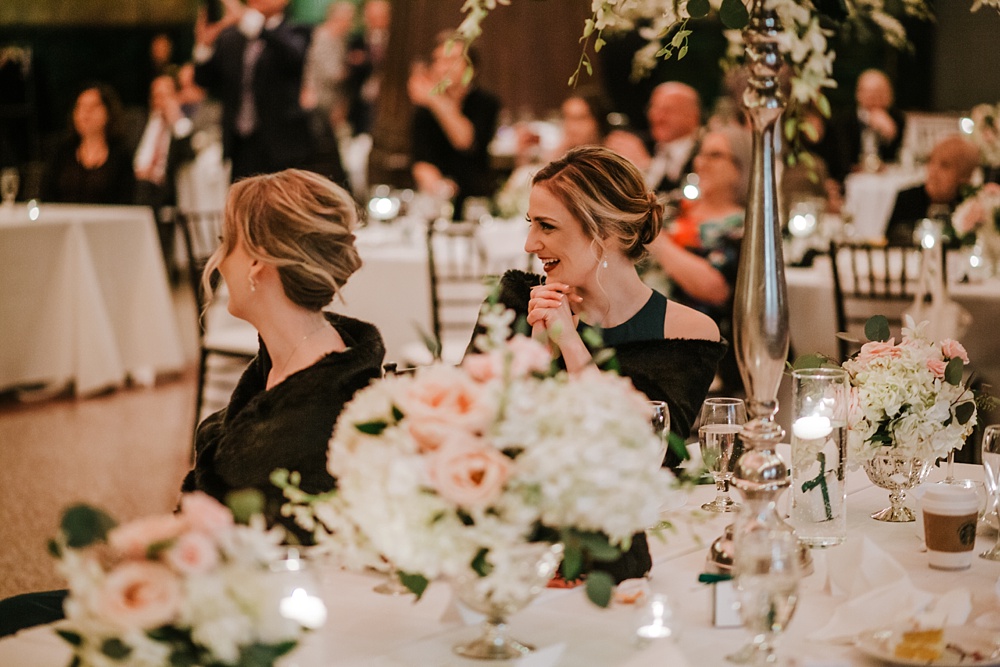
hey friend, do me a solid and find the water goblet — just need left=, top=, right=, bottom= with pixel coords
left=734, top=530, right=801, bottom=666
left=980, top=425, right=1000, bottom=561
left=649, top=400, right=671, bottom=467
left=699, top=397, right=747, bottom=512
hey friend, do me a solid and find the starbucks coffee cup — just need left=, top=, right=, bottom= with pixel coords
left=921, top=485, right=979, bottom=570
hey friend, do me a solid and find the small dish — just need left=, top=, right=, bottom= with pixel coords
left=855, top=626, right=1000, bottom=666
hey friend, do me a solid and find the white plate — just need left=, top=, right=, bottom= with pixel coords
left=856, top=626, right=1000, bottom=666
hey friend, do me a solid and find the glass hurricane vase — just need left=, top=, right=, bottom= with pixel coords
left=451, top=543, right=564, bottom=660
left=862, top=455, right=934, bottom=522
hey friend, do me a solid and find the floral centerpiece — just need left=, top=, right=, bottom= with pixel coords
left=842, top=315, right=978, bottom=466
left=51, top=492, right=324, bottom=667
left=953, top=182, right=1000, bottom=274
left=278, top=306, right=675, bottom=607
left=968, top=101, right=1000, bottom=170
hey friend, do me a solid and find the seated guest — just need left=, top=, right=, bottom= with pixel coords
left=885, top=134, right=980, bottom=246
left=407, top=31, right=500, bottom=218
left=41, top=83, right=135, bottom=204
left=823, top=69, right=906, bottom=182
left=0, top=169, right=385, bottom=637
left=605, top=81, right=702, bottom=194
left=467, top=146, right=726, bottom=583
left=647, top=126, right=751, bottom=392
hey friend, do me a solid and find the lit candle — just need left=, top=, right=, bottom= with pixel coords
left=792, top=415, right=832, bottom=441
left=280, top=587, right=328, bottom=629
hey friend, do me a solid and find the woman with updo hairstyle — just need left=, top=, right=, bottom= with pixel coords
left=466, top=146, right=727, bottom=583
left=184, top=169, right=385, bottom=538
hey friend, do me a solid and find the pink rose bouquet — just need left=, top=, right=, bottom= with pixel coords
left=52, top=492, right=324, bottom=667
left=278, top=306, right=674, bottom=606
left=952, top=182, right=1000, bottom=239
left=841, top=316, right=978, bottom=465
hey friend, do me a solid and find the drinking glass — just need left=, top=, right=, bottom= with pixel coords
left=734, top=530, right=801, bottom=666
left=0, top=168, right=17, bottom=208
left=649, top=400, right=671, bottom=467
left=980, top=425, right=1000, bottom=561
left=699, top=397, right=747, bottom=512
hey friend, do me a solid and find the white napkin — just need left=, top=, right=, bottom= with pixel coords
left=809, top=537, right=969, bottom=641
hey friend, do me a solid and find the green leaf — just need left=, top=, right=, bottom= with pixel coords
left=687, top=0, right=711, bottom=19
left=864, top=315, right=891, bottom=342
left=561, top=543, right=583, bottom=580
left=784, top=117, right=797, bottom=141
left=719, top=0, right=750, bottom=29
left=391, top=405, right=404, bottom=422
left=792, top=353, right=828, bottom=370
left=471, top=548, right=493, bottom=577
left=146, top=538, right=177, bottom=560
left=594, top=37, right=606, bottom=53
left=238, top=641, right=299, bottom=667
left=355, top=420, right=388, bottom=436
left=816, top=94, right=831, bottom=118
left=100, top=638, right=132, bottom=660
left=678, top=45, right=688, bottom=59
left=585, top=571, right=614, bottom=607
left=944, top=357, right=964, bottom=386
left=226, top=488, right=265, bottom=525
left=668, top=432, right=689, bottom=461
left=47, top=538, right=62, bottom=559
left=955, top=401, right=976, bottom=425
left=56, top=630, right=83, bottom=647
left=575, top=531, right=621, bottom=562
left=398, top=571, right=429, bottom=599
left=60, top=504, right=117, bottom=548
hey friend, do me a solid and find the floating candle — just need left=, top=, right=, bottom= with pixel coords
left=792, top=415, right=832, bottom=441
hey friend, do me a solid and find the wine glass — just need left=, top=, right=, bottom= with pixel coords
left=980, top=425, right=1000, bottom=561
left=699, top=397, right=747, bottom=512
left=649, top=400, right=671, bottom=467
left=734, top=530, right=801, bottom=666
left=0, top=168, right=17, bottom=209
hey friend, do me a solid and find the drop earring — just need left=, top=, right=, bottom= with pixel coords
left=249, top=275, right=257, bottom=292
left=602, top=259, right=608, bottom=269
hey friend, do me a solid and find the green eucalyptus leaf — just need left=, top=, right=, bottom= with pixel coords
left=575, top=531, right=621, bottom=562
left=864, top=315, right=891, bottom=343
left=355, top=420, right=388, bottom=436
left=56, top=630, right=83, bottom=647
left=792, top=353, right=828, bottom=370
left=585, top=571, right=614, bottom=608
left=719, top=0, right=750, bottom=29
left=61, top=504, right=117, bottom=548
left=398, top=572, right=429, bottom=599
left=944, top=357, right=964, bottom=386
left=955, top=401, right=975, bottom=425
left=471, top=548, right=493, bottom=577
left=561, top=544, right=583, bottom=580
left=100, top=638, right=132, bottom=660
left=226, top=488, right=265, bottom=524
left=688, top=0, right=711, bottom=18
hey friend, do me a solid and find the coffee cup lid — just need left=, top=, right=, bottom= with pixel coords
left=923, top=484, right=978, bottom=508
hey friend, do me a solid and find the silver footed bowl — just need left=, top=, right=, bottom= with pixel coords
left=862, top=455, right=933, bottom=522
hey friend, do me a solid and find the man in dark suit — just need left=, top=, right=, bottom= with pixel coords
left=193, top=0, right=313, bottom=181
left=345, top=0, right=390, bottom=136
left=886, top=134, right=980, bottom=245
left=824, top=69, right=906, bottom=183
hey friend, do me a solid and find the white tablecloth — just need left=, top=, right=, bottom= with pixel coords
left=842, top=168, right=924, bottom=240
left=0, top=204, right=185, bottom=395
left=1, top=463, right=995, bottom=666
left=786, top=257, right=1000, bottom=385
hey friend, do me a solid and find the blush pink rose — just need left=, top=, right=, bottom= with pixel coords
left=952, top=199, right=984, bottom=235
left=855, top=338, right=900, bottom=366
left=926, top=358, right=947, bottom=379
left=94, top=562, right=182, bottom=630
left=940, top=339, right=969, bottom=364
left=408, top=418, right=453, bottom=453
left=506, top=335, right=552, bottom=377
left=426, top=438, right=511, bottom=509
left=180, top=491, right=234, bottom=534
left=109, top=514, right=187, bottom=560
left=400, top=366, right=492, bottom=434
left=462, top=353, right=500, bottom=383
left=164, top=531, right=219, bottom=575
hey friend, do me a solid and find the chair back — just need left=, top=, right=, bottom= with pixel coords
left=426, top=220, right=495, bottom=358
left=177, top=210, right=225, bottom=330
left=828, top=241, right=920, bottom=360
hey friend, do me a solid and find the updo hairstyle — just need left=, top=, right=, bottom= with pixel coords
left=205, top=169, right=362, bottom=311
left=531, top=146, right=662, bottom=262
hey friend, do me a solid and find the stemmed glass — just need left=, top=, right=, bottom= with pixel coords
left=980, top=425, right=1000, bottom=561
left=699, top=397, right=747, bottom=512
left=649, top=400, right=671, bottom=467
left=734, top=530, right=801, bottom=666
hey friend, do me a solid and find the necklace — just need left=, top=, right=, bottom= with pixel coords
left=272, top=322, right=329, bottom=383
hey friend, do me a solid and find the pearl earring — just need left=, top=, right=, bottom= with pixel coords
left=249, top=276, right=257, bottom=292
left=602, top=259, right=608, bottom=269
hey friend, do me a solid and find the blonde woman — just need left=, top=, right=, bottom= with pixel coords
left=183, top=169, right=384, bottom=533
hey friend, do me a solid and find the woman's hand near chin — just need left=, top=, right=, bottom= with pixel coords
left=526, top=283, right=591, bottom=372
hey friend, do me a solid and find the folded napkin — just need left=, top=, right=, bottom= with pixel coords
left=809, top=537, right=969, bottom=641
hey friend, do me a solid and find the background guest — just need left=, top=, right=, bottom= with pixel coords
left=345, top=0, right=391, bottom=136
left=647, top=126, right=752, bottom=392
left=824, top=69, right=906, bottom=182
left=408, top=31, right=500, bottom=219
left=885, top=134, right=980, bottom=245
left=605, top=81, right=702, bottom=194
left=194, top=0, right=313, bottom=181
left=301, top=0, right=355, bottom=141
left=41, top=83, right=135, bottom=204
